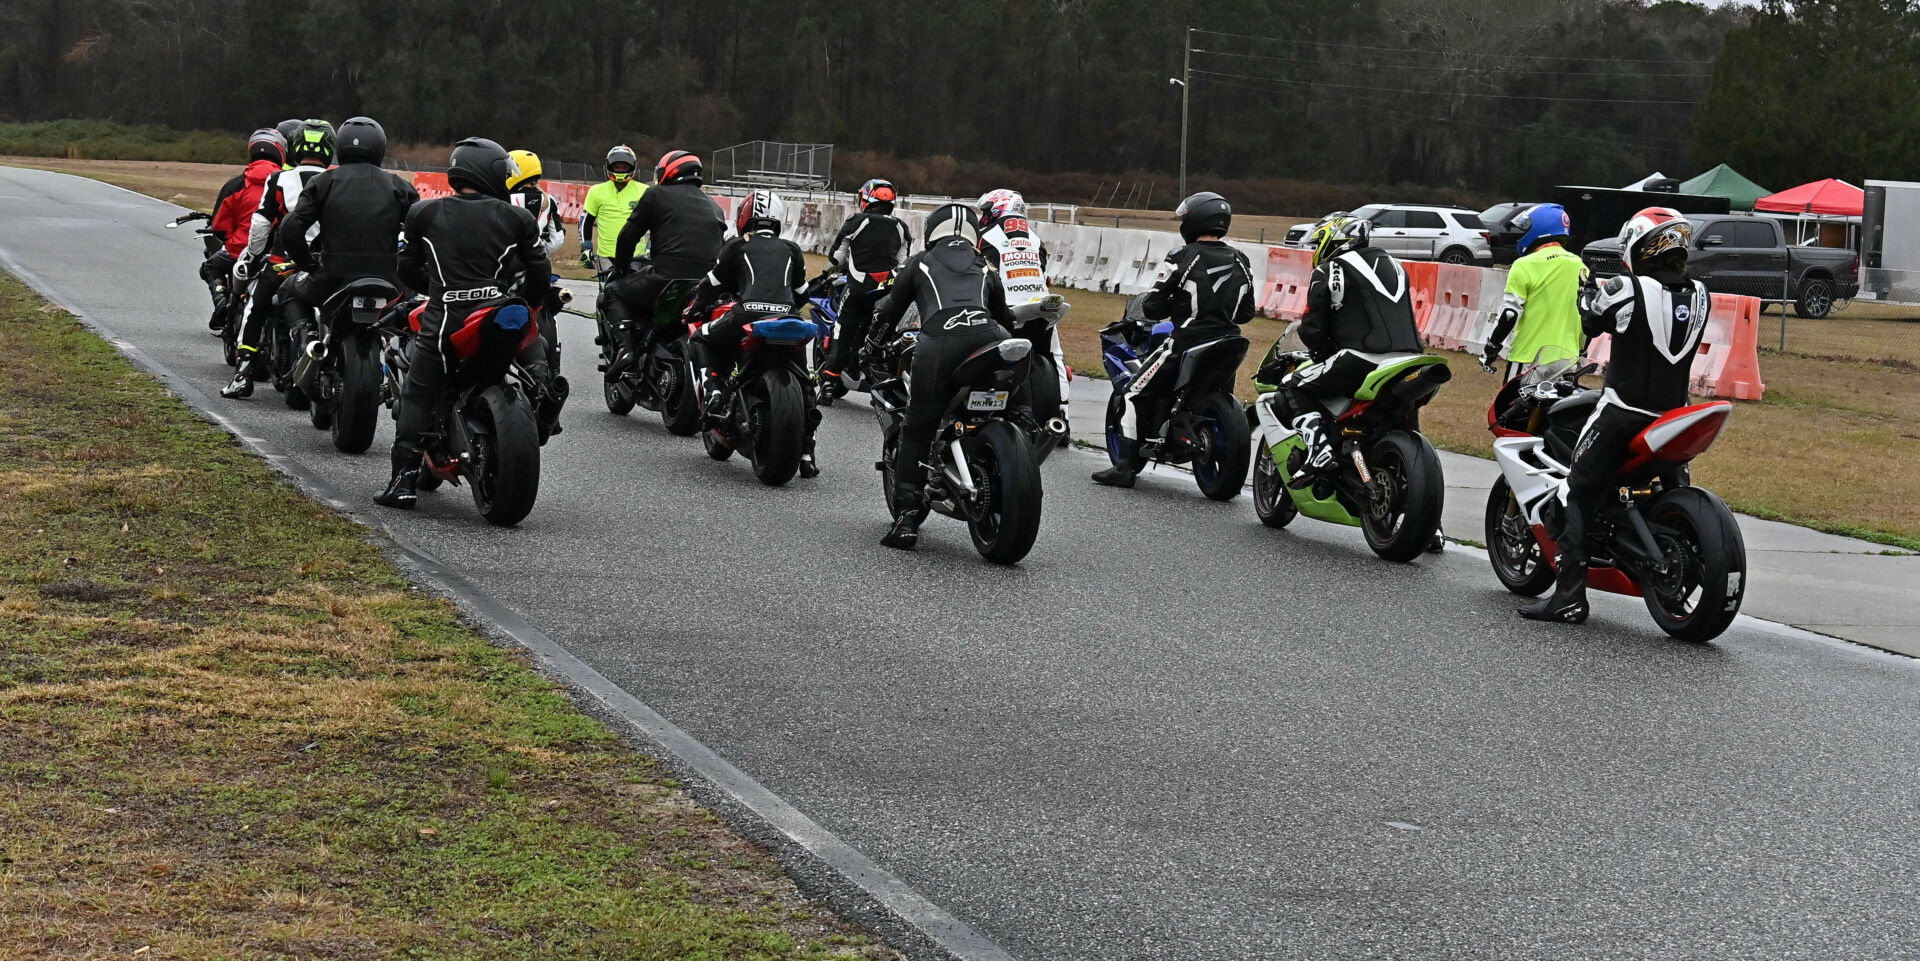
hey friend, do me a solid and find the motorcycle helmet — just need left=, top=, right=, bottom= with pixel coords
left=336, top=116, right=386, bottom=164
left=654, top=149, right=703, bottom=185
left=1618, top=206, right=1692, bottom=274
left=1307, top=214, right=1370, bottom=267
left=286, top=119, right=336, bottom=166
left=976, top=188, right=1027, bottom=223
left=1175, top=191, right=1232, bottom=244
left=447, top=137, right=515, bottom=201
left=1512, top=202, right=1571, bottom=256
left=275, top=118, right=304, bottom=145
left=735, top=190, right=787, bottom=236
left=247, top=128, right=286, bottom=165
left=858, top=178, right=897, bottom=212
left=923, top=203, right=980, bottom=248
left=605, top=145, right=638, bottom=184
left=507, top=149, right=543, bottom=189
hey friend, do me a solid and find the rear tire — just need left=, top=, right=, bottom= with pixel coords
left=968, top=420, right=1043, bottom=565
left=308, top=387, right=335, bottom=430
left=1251, top=442, right=1298, bottom=529
left=470, top=387, right=541, bottom=527
left=1485, top=477, right=1555, bottom=595
left=1360, top=430, right=1444, bottom=562
left=1794, top=277, right=1834, bottom=319
left=331, top=338, right=381, bottom=454
left=1028, top=354, right=1063, bottom=424
left=1641, top=487, right=1746, bottom=642
left=1439, top=246, right=1473, bottom=265
left=658, top=348, right=700, bottom=436
left=1192, top=392, right=1251, bottom=502
left=750, top=369, right=805, bottom=486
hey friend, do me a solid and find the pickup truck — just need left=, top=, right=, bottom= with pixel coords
left=1580, top=213, right=1859, bottom=318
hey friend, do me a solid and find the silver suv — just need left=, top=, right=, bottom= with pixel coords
left=1340, top=204, right=1493, bottom=264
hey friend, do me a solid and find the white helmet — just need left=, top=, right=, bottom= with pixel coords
left=735, top=190, right=787, bottom=236
left=924, top=203, right=981, bottom=248
left=1617, top=206, right=1692, bottom=274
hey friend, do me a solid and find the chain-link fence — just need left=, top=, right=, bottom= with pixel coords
left=1758, top=267, right=1920, bottom=366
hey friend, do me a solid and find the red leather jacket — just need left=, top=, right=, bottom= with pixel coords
left=210, top=159, right=280, bottom=258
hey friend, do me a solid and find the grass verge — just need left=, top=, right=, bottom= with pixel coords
left=0, top=272, right=896, bottom=958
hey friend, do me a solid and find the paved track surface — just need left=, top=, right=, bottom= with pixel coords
left=5, top=166, right=1917, bottom=961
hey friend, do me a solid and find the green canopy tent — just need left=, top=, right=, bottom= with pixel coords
left=1678, top=164, right=1771, bottom=211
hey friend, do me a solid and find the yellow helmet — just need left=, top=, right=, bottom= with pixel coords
left=1307, top=214, right=1370, bottom=267
left=506, top=149, right=542, bottom=189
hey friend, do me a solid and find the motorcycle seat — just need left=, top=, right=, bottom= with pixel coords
left=953, top=338, right=1032, bottom=389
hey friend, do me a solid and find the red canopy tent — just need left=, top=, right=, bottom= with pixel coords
left=1754, top=178, right=1864, bottom=216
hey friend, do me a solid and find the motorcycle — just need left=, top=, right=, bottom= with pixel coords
left=1098, top=300, right=1251, bottom=501
left=164, top=212, right=245, bottom=364
left=691, top=302, right=818, bottom=487
left=593, top=264, right=700, bottom=435
left=385, top=298, right=545, bottom=526
left=289, top=276, right=399, bottom=454
left=1247, top=344, right=1452, bottom=562
left=804, top=267, right=891, bottom=400
left=1484, top=364, right=1747, bottom=641
left=1005, top=292, right=1073, bottom=433
left=869, top=315, right=1045, bottom=565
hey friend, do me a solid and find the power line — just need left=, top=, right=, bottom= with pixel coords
left=1189, top=68, right=1701, bottom=106
left=1192, top=46, right=1714, bottom=79
left=1191, top=26, right=1715, bottom=66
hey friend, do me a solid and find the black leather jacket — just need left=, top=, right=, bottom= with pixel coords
left=613, top=182, right=725, bottom=277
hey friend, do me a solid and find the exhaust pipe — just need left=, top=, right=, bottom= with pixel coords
left=289, top=340, right=328, bottom=394
left=1032, top=416, right=1071, bottom=461
left=305, top=339, right=329, bottom=362
left=557, top=287, right=574, bottom=305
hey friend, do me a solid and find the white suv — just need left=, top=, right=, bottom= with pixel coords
left=1346, top=204, right=1494, bottom=264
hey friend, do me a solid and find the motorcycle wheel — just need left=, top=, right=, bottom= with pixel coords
left=1360, top=429, right=1444, bottom=563
left=309, top=389, right=335, bottom=430
left=657, top=348, right=700, bottom=436
left=469, top=386, right=541, bottom=527
left=1485, top=477, right=1554, bottom=596
left=1641, top=487, right=1746, bottom=642
left=1192, top=392, right=1251, bottom=502
left=967, top=420, right=1043, bottom=565
left=1104, top=391, right=1147, bottom=472
left=1029, top=353, right=1063, bottom=424
left=749, top=369, right=805, bottom=486
left=331, top=337, right=381, bottom=454
left=602, top=376, right=635, bottom=416
left=1251, top=443, right=1298, bottom=529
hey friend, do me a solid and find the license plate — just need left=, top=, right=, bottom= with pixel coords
left=967, top=390, right=1009, bottom=411
left=352, top=296, right=375, bottom=308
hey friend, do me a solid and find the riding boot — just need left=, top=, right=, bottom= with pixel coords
left=798, top=409, right=822, bottom=478
left=1091, top=438, right=1139, bottom=488
left=220, top=348, right=261, bottom=399
left=1292, top=413, right=1335, bottom=472
left=1519, top=559, right=1590, bottom=624
left=881, top=486, right=927, bottom=550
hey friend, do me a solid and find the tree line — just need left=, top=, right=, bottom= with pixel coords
left=0, top=0, right=1888, bottom=207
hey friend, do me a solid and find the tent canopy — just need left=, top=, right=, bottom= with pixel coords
left=1755, top=178, right=1864, bottom=217
left=1622, top=171, right=1671, bottom=190
left=1678, top=164, right=1770, bottom=211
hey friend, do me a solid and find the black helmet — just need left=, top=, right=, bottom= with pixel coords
left=287, top=119, right=335, bottom=166
left=654, top=149, right=703, bottom=185
left=275, top=118, right=304, bottom=146
left=247, top=128, right=286, bottom=165
left=1175, top=191, right=1232, bottom=244
left=923, top=203, right=981, bottom=249
left=447, top=137, right=515, bottom=200
left=336, top=116, right=386, bottom=164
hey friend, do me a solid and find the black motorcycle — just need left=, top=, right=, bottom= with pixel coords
left=164, top=211, right=245, bottom=364
left=870, top=321, right=1045, bottom=565
left=594, top=265, right=700, bottom=435
left=288, top=276, right=399, bottom=453
left=1098, top=300, right=1251, bottom=502
left=694, top=301, right=816, bottom=487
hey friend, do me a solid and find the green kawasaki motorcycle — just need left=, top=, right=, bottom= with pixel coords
left=1247, top=344, right=1452, bottom=562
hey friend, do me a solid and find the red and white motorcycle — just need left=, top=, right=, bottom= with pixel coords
left=1484, top=364, right=1747, bottom=641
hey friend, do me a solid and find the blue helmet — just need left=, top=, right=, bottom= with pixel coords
left=1513, top=203, right=1571, bottom=255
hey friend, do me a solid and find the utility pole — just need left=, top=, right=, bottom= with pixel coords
left=1179, top=25, right=1191, bottom=201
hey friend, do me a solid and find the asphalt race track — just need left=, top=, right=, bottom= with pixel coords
left=4, top=166, right=1918, bottom=961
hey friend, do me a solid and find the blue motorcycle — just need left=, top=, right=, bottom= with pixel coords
left=1098, top=295, right=1251, bottom=501
left=804, top=269, right=895, bottom=399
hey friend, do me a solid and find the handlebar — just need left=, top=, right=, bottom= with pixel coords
left=165, top=211, right=211, bottom=228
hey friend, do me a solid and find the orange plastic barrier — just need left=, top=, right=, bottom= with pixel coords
left=1423, top=263, right=1486, bottom=351
left=545, top=180, right=589, bottom=222
left=412, top=171, right=452, bottom=200
left=1262, top=247, right=1313, bottom=320
left=1403, top=261, right=1438, bottom=335
left=1584, top=292, right=1764, bottom=401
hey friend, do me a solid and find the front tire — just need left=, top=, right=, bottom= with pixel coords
left=1192, top=392, right=1251, bottom=502
left=470, top=386, right=541, bottom=526
left=1485, top=477, right=1555, bottom=595
left=1360, top=429, right=1444, bottom=562
left=1794, top=277, right=1834, bottom=319
left=967, top=420, right=1043, bottom=565
left=1641, top=487, right=1746, bottom=642
left=331, top=338, right=381, bottom=454
left=1251, top=442, right=1298, bottom=529
left=749, top=369, right=805, bottom=486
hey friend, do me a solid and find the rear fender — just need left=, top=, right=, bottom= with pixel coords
left=1173, top=335, right=1250, bottom=394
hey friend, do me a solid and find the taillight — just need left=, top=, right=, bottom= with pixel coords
left=1480, top=232, right=1491, bottom=241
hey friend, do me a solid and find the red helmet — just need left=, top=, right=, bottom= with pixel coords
left=1617, top=206, right=1693, bottom=274
left=654, top=150, right=703, bottom=185
left=859, top=178, right=897, bottom=211
left=734, top=190, right=787, bottom=236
